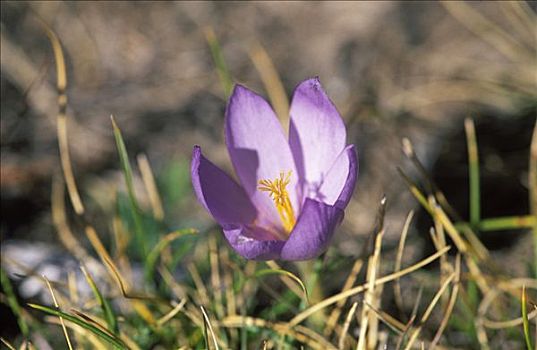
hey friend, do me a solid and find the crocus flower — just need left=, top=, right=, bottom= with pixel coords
left=191, top=77, right=358, bottom=261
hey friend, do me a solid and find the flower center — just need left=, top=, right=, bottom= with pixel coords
left=258, top=171, right=296, bottom=234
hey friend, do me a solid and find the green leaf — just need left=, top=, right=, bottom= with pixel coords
left=254, top=268, right=309, bottom=305
left=522, top=286, right=533, bottom=350
left=144, top=229, right=197, bottom=281
left=81, top=265, right=119, bottom=334
left=111, top=116, right=147, bottom=257
left=1, top=268, right=29, bottom=336
left=28, top=303, right=128, bottom=349
left=465, top=118, right=481, bottom=228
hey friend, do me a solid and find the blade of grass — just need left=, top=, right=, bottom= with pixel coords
left=249, top=42, right=289, bottom=132
left=397, top=167, right=433, bottom=216
left=401, top=138, right=460, bottom=219
left=403, top=272, right=456, bottom=350
left=287, top=246, right=450, bottom=327
left=430, top=254, right=462, bottom=348
left=221, top=315, right=337, bottom=350
left=254, top=268, right=309, bottom=305
left=324, top=258, right=364, bottom=337
left=0, top=337, right=16, bottom=350
left=357, top=229, right=384, bottom=350
left=111, top=116, right=147, bottom=257
left=473, top=215, right=537, bottom=231
left=28, top=304, right=128, bottom=349
left=80, top=265, right=118, bottom=334
left=441, top=0, right=532, bottom=61
left=265, top=260, right=305, bottom=299
left=144, top=229, right=197, bottom=281
left=204, top=26, right=233, bottom=97
left=0, top=268, right=29, bottom=337
left=157, top=299, right=187, bottom=327
left=465, top=118, right=480, bottom=229
left=42, top=276, right=74, bottom=350
left=200, top=306, right=220, bottom=350
left=338, top=301, right=358, bottom=350
left=394, top=211, right=414, bottom=318
left=137, top=154, right=164, bottom=221
left=51, top=176, right=95, bottom=265
left=41, top=22, right=84, bottom=215
left=522, top=285, right=533, bottom=350
left=363, top=300, right=406, bottom=334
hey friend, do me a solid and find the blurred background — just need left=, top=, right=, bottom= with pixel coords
left=1, top=0, right=536, bottom=301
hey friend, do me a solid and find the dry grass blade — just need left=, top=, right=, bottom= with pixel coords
left=483, top=309, right=537, bottom=329
left=430, top=254, right=461, bottom=348
left=42, top=22, right=84, bottom=215
left=338, top=301, right=358, bottom=350
left=396, top=314, right=417, bottom=350
left=363, top=301, right=406, bottom=335
left=84, top=226, right=159, bottom=303
left=221, top=316, right=337, bottom=350
left=0, top=337, right=16, bottom=350
left=249, top=42, right=289, bottom=132
left=324, top=259, right=364, bottom=337
left=201, top=306, right=220, bottom=350
left=403, top=272, right=456, bottom=350
left=401, top=138, right=459, bottom=219
left=137, top=154, right=164, bottom=220
left=157, top=299, right=187, bottom=326
left=394, top=210, right=414, bottom=316
left=42, top=276, right=74, bottom=350
left=287, top=246, right=450, bottom=327
left=441, top=0, right=532, bottom=61
left=46, top=318, right=110, bottom=350
left=188, top=263, right=210, bottom=307
left=51, top=176, right=93, bottom=263
left=357, top=229, right=384, bottom=350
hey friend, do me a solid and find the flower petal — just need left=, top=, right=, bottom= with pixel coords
left=289, top=77, right=346, bottom=199
left=222, top=225, right=285, bottom=260
left=225, top=85, right=299, bottom=229
left=317, top=145, right=358, bottom=209
left=280, top=199, right=344, bottom=261
left=191, top=146, right=257, bottom=225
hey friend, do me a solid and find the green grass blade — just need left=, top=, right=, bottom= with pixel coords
left=478, top=215, right=536, bottom=231
left=0, top=268, right=29, bottom=337
left=521, top=285, right=533, bottom=350
left=80, top=265, right=119, bottom=334
left=254, top=268, right=309, bottom=305
left=144, top=229, right=197, bottom=281
left=465, top=118, right=481, bottom=228
left=205, top=27, right=233, bottom=97
left=111, top=116, right=147, bottom=257
left=28, top=303, right=128, bottom=349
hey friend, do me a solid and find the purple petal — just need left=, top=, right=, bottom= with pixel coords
left=289, top=77, right=346, bottom=199
left=317, top=145, right=358, bottom=209
left=225, top=85, right=299, bottom=229
left=280, top=199, right=344, bottom=261
left=191, top=146, right=257, bottom=225
left=222, top=225, right=285, bottom=260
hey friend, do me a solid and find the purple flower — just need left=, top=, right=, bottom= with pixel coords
left=191, top=77, right=358, bottom=261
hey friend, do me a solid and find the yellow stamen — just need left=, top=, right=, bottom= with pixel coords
left=258, top=171, right=296, bottom=234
